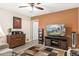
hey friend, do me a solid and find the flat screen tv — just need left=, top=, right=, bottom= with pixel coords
left=46, top=24, right=66, bottom=36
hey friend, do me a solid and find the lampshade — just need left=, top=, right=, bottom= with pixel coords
left=0, top=26, right=5, bottom=37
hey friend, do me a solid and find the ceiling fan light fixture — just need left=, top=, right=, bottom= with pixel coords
left=18, top=3, right=44, bottom=11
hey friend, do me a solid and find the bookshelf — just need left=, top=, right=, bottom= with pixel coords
left=38, top=29, right=44, bottom=44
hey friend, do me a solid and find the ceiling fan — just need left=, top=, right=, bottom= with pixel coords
left=19, top=3, right=44, bottom=10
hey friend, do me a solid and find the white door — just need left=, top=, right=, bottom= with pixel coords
left=32, top=20, right=39, bottom=40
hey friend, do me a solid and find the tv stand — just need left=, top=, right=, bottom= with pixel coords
left=45, top=36, right=68, bottom=50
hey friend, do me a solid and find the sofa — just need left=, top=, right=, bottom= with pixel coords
left=65, top=48, right=79, bottom=56
left=0, top=43, right=13, bottom=56
left=70, top=49, right=79, bottom=56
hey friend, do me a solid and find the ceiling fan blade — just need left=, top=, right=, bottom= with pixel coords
left=35, top=6, right=44, bottom=10
left=19, top=6, right=28, bottom=8
left=37, top=3, right=41, bottom=5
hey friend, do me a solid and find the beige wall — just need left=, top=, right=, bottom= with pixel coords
left=0, top=9, right=31, bottom=44
left=32, top=8, right=78, bottom=48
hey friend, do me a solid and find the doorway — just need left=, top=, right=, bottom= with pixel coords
left=32, top=20, right=39, bottom=41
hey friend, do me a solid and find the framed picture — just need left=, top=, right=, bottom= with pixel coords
left=13, top=17, right=21, bottom=29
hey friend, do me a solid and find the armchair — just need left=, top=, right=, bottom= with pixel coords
left=0, top=43, right=13, bottom=56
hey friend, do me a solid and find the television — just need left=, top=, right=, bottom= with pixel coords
left=46, top=24, right=66, bottom=36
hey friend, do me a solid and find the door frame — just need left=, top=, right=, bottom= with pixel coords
left=31, top=20, right=39, bottom=41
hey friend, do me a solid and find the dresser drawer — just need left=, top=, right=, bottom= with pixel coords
left=7, top=34, right=26, bottom=48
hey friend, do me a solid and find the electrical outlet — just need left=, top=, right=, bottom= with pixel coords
left=2, top=40, right=4, bottom=43
left=27, top=39, right=29, bottom=41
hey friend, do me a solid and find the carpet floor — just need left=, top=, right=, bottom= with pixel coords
left=15, top=44, right=66, bottom=56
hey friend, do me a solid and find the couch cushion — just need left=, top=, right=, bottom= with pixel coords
left=71, top=49, right=79, bottom=56
left=0, top=48, right=13, bottom=54
left=0, top=43, right=9, bottom=50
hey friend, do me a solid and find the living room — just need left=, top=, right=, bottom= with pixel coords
left=0, top=3, right=79, bottom=56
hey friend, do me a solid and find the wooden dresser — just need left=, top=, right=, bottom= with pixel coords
left=7, top=34, right=25, bottom=48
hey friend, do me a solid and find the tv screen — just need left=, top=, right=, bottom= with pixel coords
left=46, top=24, right=66, bottom=36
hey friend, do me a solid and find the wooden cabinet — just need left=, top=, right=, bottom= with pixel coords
left=7, top=34, right=25, bottom=48
left=45, top=36, right=68, bottom=50
left=59, top=40, right=68, bottom=50
left=45, top=38, right=51, bottom=46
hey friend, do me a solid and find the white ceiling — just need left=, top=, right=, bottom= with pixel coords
left=0, top=3, right=79, bottom=17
